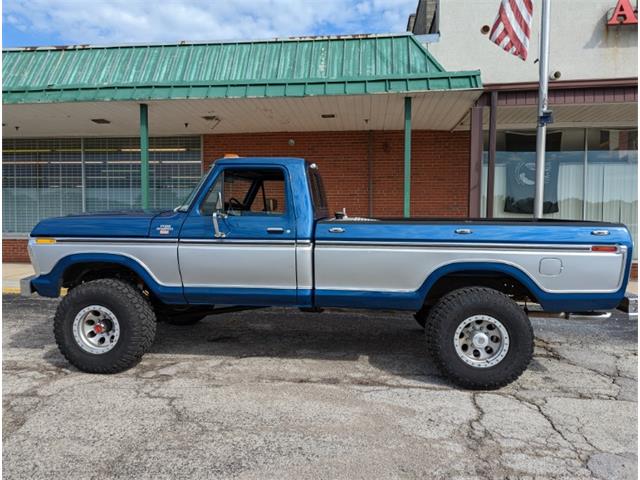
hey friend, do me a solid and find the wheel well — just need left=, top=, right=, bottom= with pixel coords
left=62, top=262, right=146, bottom=291
left=424, top=270, right=539, bottom=306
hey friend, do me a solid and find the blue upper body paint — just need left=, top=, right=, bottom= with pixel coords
left=29, top=157, right=634, bottom=313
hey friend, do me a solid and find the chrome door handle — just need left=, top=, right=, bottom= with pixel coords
left=591, top=230, right=610, bottom=236
left=454, top=228, right=472, bottom=235
left=329, top=227, right=345, bottom=233
left=266, top=227, right=284, bottom=234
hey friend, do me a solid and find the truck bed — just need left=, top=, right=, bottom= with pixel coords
left=313, top=218, right=633, bottom=312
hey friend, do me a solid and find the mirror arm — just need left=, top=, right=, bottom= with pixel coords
left=212, top=211, right=227, bottom=238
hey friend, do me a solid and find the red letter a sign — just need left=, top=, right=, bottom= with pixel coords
left=607, top=0, right=638, bottom=25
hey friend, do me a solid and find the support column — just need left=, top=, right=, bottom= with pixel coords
left=140, top=103, right=149, bottom=209
left=468, top=105, right=484, bottom=218
left=403, top=96, right=412, bottom=218
left=80, top=137, right=86, bottom=212
left=486, top=91, right=498, bottom=218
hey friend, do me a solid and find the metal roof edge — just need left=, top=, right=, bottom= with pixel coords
left=2, top=32, right=417, bottom=52
left=2, top=70, right=483, bottom=94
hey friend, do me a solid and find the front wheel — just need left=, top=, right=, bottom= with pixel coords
left=54, top=279, right=156, bottom=373
left=425, top=287, right=533, bottom=390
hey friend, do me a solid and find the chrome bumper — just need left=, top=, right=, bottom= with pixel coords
left=20, top=275, right=35, bottom=297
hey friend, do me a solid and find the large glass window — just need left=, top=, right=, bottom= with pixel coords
left=482, top=128, right=638, bottom=258
left=585, top=129, right=638, bottom=250
left=2, top=136, right=201, bottom=234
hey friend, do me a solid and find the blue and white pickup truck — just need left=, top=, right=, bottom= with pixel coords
left=23, top=157, right=633, bottom=389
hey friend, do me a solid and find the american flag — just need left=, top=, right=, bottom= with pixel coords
left=489, top=0, right=534, bottom=61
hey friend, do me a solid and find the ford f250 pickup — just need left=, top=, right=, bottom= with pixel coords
left=22, top=157, right=633, bottom=389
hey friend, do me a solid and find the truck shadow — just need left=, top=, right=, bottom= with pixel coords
left=4, top=299, right=447, bottom=387
left=146, top=307, right=447, bottom=385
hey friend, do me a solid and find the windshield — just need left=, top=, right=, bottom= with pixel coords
left=174, top=168, right=210, bottom=212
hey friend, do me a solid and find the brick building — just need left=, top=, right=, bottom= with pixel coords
left=2, top=0, right=638, bottom=276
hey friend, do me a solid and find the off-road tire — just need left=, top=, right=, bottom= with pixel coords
left=425, top=287, right=533, bottom=390
left=54, top=278, right=156, bottom=373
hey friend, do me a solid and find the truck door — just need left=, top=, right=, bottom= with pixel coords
left=178, top=166, right=297, bottom=305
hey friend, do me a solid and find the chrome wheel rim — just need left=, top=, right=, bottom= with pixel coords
left=73, top=305, right=120, bottom=354
left=453, top=315, right=509, bottom=368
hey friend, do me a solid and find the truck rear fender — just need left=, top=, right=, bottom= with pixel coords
left=420, top=262, right=542, bottom=307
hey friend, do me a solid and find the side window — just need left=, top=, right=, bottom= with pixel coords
left=200, top=168, right=287, bottom=216
left=250, top=179, right=286, bottom=214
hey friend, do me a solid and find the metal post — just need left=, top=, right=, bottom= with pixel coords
left=403, top=96, right=412, bottom=218
left=486, top=91, right=498, bottom=218
left=534, top=0, right=551, bottom=219
left=140, top=103, right=149, bottom=210
left=80, top=137, right=86, bottom=212
left=367, top=130, right=374, bottom=217
left=468, top=105, right=484, bottom=218
left=582, top=128, right=588, bottom=220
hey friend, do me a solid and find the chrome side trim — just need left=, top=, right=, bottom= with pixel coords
left=54, top=237, right=177, bottom=244
left=179, top=239, right=296, bottom=245
left=315, top=241, right=595, bottom=251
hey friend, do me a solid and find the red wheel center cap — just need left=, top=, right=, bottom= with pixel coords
left=93, top=324, right=104, bottom=334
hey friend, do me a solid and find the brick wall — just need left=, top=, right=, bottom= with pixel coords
left=203, top=129, right=471, bottom=218
left=3, top=238, right=29, bottom=263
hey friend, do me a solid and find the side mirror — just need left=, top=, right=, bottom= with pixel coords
left=212, top=191, right=227, bottom=238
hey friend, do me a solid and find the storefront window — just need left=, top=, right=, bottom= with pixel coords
left=2, top=136, right=202, bottom=234
left=585, top=129, right=638, bottom=253
left=482, top=128, right=637, bottom=258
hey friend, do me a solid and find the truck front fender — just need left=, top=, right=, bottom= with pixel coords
left=31, top=253, right=185, bottom=304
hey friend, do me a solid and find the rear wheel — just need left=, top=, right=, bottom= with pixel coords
left=54, top=279, right=156, bottom=373
left=425, top=287, right=533, bottom=390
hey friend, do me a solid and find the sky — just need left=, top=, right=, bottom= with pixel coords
left=2, top=0, right=417, bottom=48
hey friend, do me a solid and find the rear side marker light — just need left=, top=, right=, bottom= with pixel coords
left=591, top=245, right=617, bottom=252
left=35, top=238, right=56, bottom=244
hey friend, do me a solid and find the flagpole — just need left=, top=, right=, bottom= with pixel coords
left=534, top=0, right=551, bottom=219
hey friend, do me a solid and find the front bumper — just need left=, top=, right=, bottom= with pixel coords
left=20, top=275, right=35, bottom=297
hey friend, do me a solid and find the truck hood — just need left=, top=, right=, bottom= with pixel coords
left=30, top=209, right=170, bottom=238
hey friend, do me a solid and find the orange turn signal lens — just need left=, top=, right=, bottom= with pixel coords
left=35, top=237, right=56, bottom=244
left=591, top=245, right=617, bottom=252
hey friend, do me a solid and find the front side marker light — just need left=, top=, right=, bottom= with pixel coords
left=35, top=238, right=56, bottom=244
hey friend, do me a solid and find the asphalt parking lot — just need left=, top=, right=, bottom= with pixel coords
left=3, top=294, right=637, bottom=480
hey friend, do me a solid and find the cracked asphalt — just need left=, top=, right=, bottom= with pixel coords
left=3, top=294, right=638, bottom=479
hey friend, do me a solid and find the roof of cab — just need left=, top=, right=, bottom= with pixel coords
left=214, top=157, right=308, bottom=168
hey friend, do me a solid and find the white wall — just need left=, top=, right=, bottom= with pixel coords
left=427, top=0, right=638, bottom=84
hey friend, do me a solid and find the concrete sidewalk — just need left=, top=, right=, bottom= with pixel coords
left=2, top=263, right=34, bottom=293
left=2, top=262, right=638, bottom=296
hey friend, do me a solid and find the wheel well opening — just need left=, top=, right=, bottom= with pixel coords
left=425, top=270, right=539, bottom=306
left=62, top=262, right=146, bottom=292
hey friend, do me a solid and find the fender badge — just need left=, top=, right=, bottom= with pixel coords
left=157, top=224, right=174, bottom=235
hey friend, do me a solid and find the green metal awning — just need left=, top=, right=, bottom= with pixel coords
left=2, top=34, right=481, bottom=104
